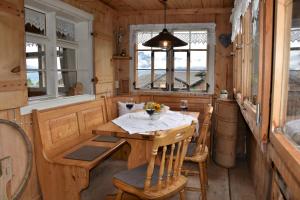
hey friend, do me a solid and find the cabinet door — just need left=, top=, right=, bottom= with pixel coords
left=0, top=0, right=27, bottom=110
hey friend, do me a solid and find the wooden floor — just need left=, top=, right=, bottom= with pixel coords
left=82, top=159, right=256, bottom=200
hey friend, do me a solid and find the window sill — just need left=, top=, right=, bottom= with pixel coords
left=132, top=89, right=214, bottom=96
left=20, top=94, right=95, bottom=115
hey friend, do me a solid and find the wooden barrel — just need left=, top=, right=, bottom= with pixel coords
left=0, top=119, right=33, bottom=200
left=214, top=99, right=239, bottom=168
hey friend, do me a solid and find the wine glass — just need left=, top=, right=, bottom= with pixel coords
left=180, top=100, right=188, bottom=112
left=146, top=108, right=155, bottom=125
left=126, top=98, right=134, bottom=110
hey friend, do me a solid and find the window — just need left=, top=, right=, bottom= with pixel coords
left=26, top=42, right=46, bottom=96
left=24, top=1, right=93, bottom=99
left=173, top=31, right=208, bottom=91
left=251, top=1, right=260, bottom=104
left=131, top=24, right=215, bottom=93
left=272, top=0, right=300, bottom=149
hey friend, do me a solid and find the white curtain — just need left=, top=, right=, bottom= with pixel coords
left=230, top=0, right=253, bottom=41
left=25, top=8, right=46, bottom=31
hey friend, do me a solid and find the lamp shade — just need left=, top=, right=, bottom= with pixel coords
left=142, top=28, right=188, bottom=49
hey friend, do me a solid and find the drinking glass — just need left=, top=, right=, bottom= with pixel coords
left=126, top=98, right=134, bottom=110
left=180, top=100, right=188, bottom=111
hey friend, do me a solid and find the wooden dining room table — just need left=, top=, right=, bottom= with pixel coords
left=92, top=111, right=200, bottom=169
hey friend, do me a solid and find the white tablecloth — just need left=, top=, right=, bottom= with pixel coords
left=112, top=110, right=198, bottom=134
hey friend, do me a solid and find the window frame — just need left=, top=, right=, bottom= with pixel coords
left=24, top=0, right=94, bottom=100
left=270, top=0, right=300, bottom=192
left=129, top=23, right=215, bottom=94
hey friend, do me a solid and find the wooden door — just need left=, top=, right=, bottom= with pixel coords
left=0, top=0, right=27, bottom=110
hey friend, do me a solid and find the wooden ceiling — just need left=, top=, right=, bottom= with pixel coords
left=99, top=0, right=234, bottom=11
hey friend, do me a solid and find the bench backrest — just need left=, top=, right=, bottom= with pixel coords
left=105, top=95, right=141, bottom=120
left=33, top=99, right=108, bottom=159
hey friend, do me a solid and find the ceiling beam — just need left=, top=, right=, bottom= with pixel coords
left=118, top=7, right=232, bottom=16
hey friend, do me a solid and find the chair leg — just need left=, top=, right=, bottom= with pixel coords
left=115, top=190, right=123, bottom=200
left=199, top=162, right=207, bottom=200
left=179, top=189, right=186, bottom=200
left=203, top=161, right=208, bottom=187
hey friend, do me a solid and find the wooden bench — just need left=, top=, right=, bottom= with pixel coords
left=32, top=99, right=126, bottom=200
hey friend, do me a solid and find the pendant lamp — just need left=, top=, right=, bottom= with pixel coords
left=142, top=0, right=187, bottom=49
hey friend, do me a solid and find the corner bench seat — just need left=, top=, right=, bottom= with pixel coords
left=32, top=98, right=126, bottom=200
left=52, top=135, right=125, bottom=170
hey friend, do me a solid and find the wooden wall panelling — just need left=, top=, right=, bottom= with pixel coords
left=259, top=0, right=274, bottom=143
left=269, top=135, right=300, bottom=199
left=215, top=14, right=233, bottom=97
left=0, top=0, right=27, bottom=110
left=247, top=132, right=272, bottom=200
left=0, top=109, right=41, bottom=200
left=101, top=0, right=234, bottom=11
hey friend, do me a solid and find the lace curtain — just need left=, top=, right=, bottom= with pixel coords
left=25, top=8, right=46, bottom=32
left=56, top=18, right=75, bottom=41
left=230, top=0, right=252, bottom=41
left=291, top=28, right=300, bottom=42
left=136, top=30, right=211, bottom=48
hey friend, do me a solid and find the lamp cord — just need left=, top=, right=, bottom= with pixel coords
left=164, top=0, right=167, bottom=29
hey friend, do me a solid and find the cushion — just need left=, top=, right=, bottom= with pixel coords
left=93, top=135, right=120, bottom=143
left=64, top=145, right=109, bottom=161
left=118, top=102, right=145, bottom=116
left=113, top=164, right=161, bottom=189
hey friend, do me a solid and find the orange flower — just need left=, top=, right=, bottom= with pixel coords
left=154, top=104, right=161, bottom=112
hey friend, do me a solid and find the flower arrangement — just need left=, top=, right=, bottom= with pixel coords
left=144, top=102, right=163, bottom=113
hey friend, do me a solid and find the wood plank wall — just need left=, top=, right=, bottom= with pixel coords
left=116, top=10, right=233, bottom=97
left=0, top=110, right=41, bottom=200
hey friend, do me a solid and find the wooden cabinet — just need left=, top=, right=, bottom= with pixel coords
left=214, top=99, right=239, bottom=168
left=0, top=0, right=27, bottom=110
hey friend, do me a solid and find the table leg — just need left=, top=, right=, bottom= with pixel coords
left=126, top=139, right=153, bottom=169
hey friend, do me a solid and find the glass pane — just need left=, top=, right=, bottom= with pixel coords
left=251, top=9, right=260, bottom=102
left=190, top=51, right=207, bottom=91
left=154, top=51, right=166, bottom=69
left=190, top=51, right=207, bottom=70
left=27, top=71, right=42, bottom=88
left=190, top=71, right=207, bottom=91
left=153, top=70, right=166, bottom=88
left=190, top=31, right=208, bottom=49
left=26, top=42, right=39, bottom=53
left=137, top=51, right=151, bottom=69
left=57, top=71, right=77, bottom=96
left=137, top=32, right=152, bottom=49
left=57, top=47, right=76, bottom=70
left=174, top=52, right=187, bottom=70
left=174, top=52, right=188, bottom=89
left=26, top=70, right=47, bottom=97
left=26, top=43, right=45, bottom=69
left=173, top=31, right=189, bottom=49
left=56, top=18, right=75, bottom=41
left=26, top=58, right=39, bottom=70
left=174, top=71, right=187, bottom=89
left=285, top=0, right=300, bottom=147
left=136, top=70, right=151, bottom=89
left=25, top=8, right=46, bottom=35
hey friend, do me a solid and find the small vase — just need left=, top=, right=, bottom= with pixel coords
left=151, top=112, right=161, bottom=120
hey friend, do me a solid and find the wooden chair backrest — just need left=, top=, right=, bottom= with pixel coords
left=33, top=99, right=108, bottom=159
left=195, top=104, right=213, bottom=155
left=144, top=122, right=196, bottom=191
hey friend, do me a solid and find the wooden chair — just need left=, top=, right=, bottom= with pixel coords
left=112, top=122, right=197, bottom=200
left=183, top=104, right=213, bottom=200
